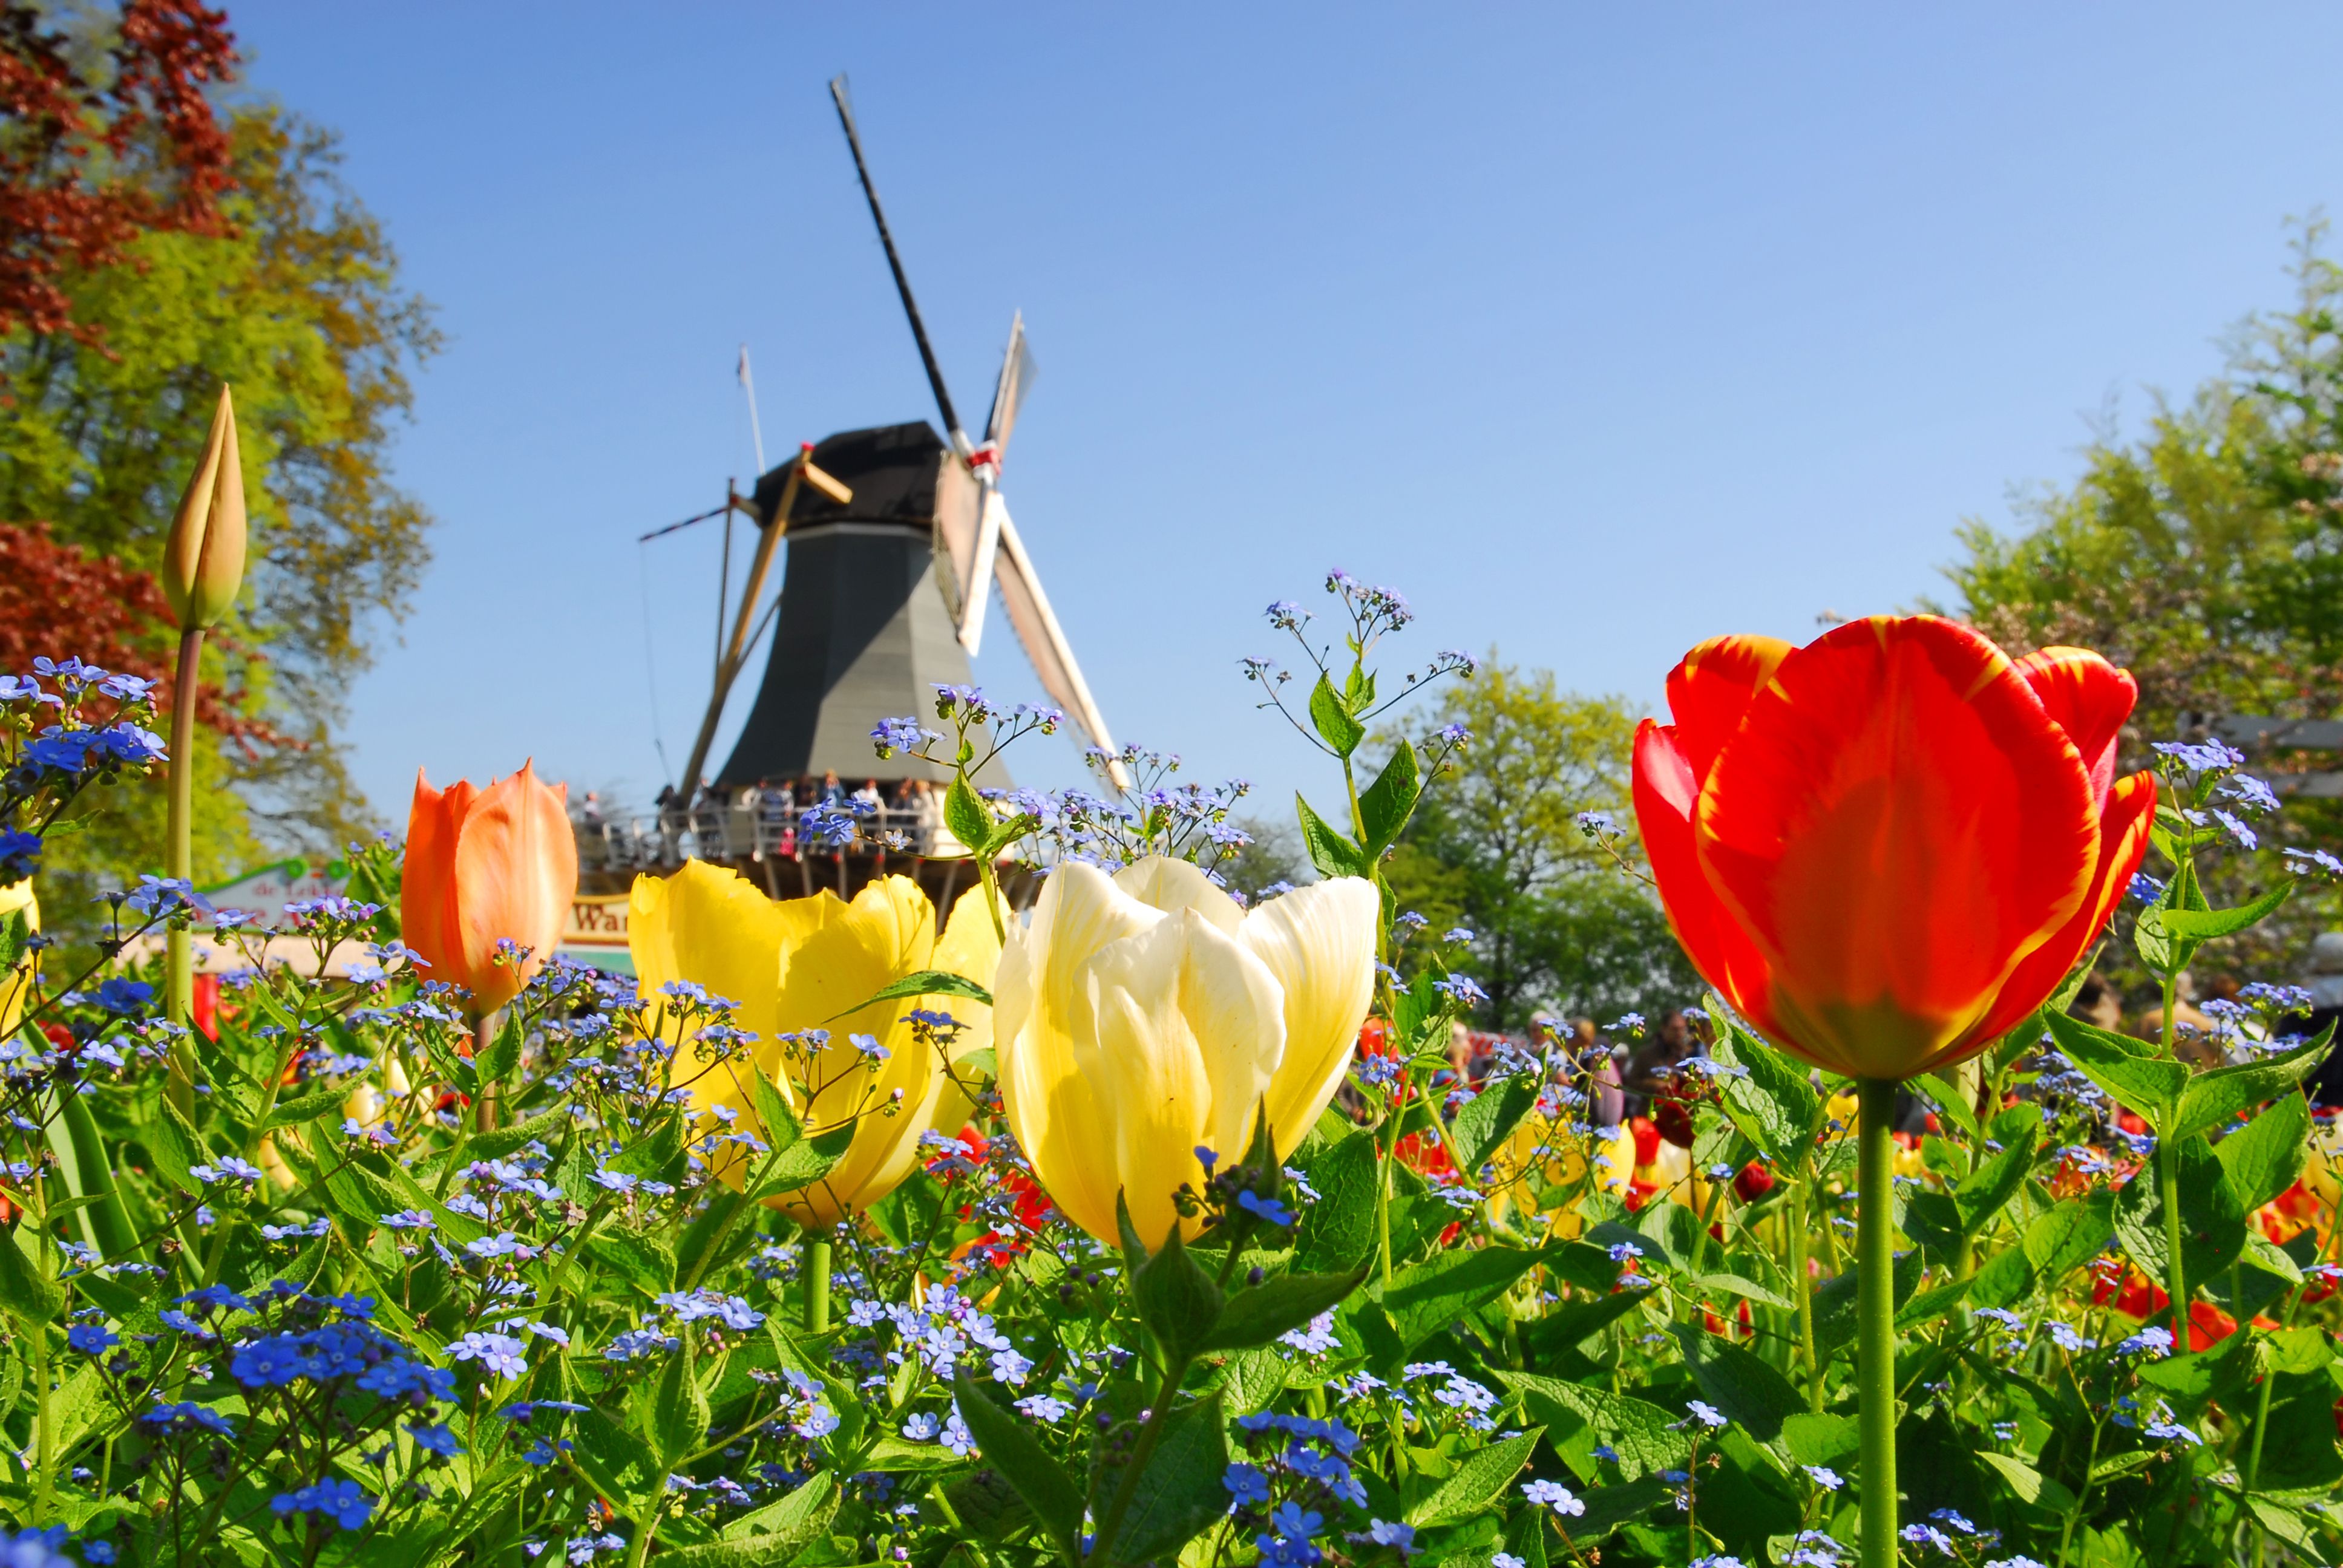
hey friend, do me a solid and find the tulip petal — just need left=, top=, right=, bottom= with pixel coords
left=1952, top=769, right=2158, bottom=1069
left=778, top=876, right=939, bottom=1224
left=1242, top=878, right=1379, bottom=1155
left=632, top=860, right=808, bottom=1127
left=1665, top=635, right=1795, bottom=786
left=995, top=862, right=1161, bottom=1244
left=399, top=771, right=469, bottom=995
left=1631, top=720, right=1780, bottom=1031
left=1114, top=857, right=1244, bottom=934
left=1696, top=616, right=2101, bottom=1079
left=2013, top=647, right=2138, bottom=805
left=1089, top=909, right=1286, bottom=1245
left=451, top=763, right=576, bottom=1015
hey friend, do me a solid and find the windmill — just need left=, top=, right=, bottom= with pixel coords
left=819, top=74, right=1127, bottom=786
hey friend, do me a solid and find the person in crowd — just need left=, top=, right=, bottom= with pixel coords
left=1620, top=1010, right=1699, bottom=1112
left=819, top=769, right=847, bottom=806
left=1555, top=1016, right=1625, bottom=1128
left=851, top=778, right=884, bottom=814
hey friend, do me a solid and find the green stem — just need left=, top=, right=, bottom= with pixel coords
left=1856, top=1077, right=1900, bottom=1568
left=164, top=625, right=203, bottom=1120
left=31, top=1303, right=53, bottom=1524
left=1090, top=1349, right=1189, bottom=1566
left=1791, top=1163, right=1821, bottom=1413
left=2157, top=976, right=2189, bottom=1356
left=804, top=1234, right=831, bottom=1333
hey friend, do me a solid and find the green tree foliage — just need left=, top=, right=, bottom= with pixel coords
left=1946, top=221, right=2343, bottom=973
left=1383, top=657, right=1694, bottom=1031
left=0, top=102, right=438, bottom=857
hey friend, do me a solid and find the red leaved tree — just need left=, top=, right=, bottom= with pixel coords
left=0, top=0, right=238, bottom=344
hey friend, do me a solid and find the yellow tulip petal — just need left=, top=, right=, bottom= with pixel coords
left=1242, top=878, right=1379, bottom=1155
left=0, top=880, right=36, bottom=1040
left=996, top=863, right=1160, bottom=1244
left=633, top=862, right=802, bottom=1122
left=916, top=885, right=1009, bottom=1143
left=1113, top=856, right=1243, bottom=933
left=1089, top=909, right=1285, bottom=1245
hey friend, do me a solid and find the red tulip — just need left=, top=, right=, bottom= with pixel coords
left=1633, top=616, right=2155, bottom=1081
left=402, top=762, right=578, bottom=1018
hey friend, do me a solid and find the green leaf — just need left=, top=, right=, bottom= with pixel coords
left=1910, top=1072, right=1981, bottom=1142
left=263, top=1085, right=350, bottom=1131
left=144, top=1097, right=204, bottom=1196
left=1709, top=1020, right=1822, bottom=1167
left=841, top=969, right=995, bottom=1013
left=1357, top=740, right=1421, bottom=855
left=1688, top=1273, right=1794, bottom=1311
left=747, top=1067, right=802, bottom=1152
left=0, top=1226, right=62, bottom=1327
left=1517, top=1287, right=1655, bottom=1363
left=1134, top=1223, right=1224, bottom=1358
left=1293, top=1129, right=1380, bottom=1272
left=1204, top=1345, right=1291, bottom=1416
left=1308, top=672, right=1366, bottom=757
left=0, top=906, right=25, bottom=979
left=1670, top=1325, right=1803, bottom=1443
left=1495, top=1373, right=1688, bottom=1481
left=569, top=1407, right=659, bottom=1508
left=944, top=776, right=992, bottom=852
left=1296, top=793, right=1369, bottom=880
left=654, top=1335, right=711, bottom=1469
left=1814, top=1249, right=1923, bottom=1359
left=1379, top=1246, right=1543, bottom=1353
left=2042, top=1011, right=2187, bottom=1132
left=2171, top=1027, right=2331, bottom=1141
left=749, top=1121, right=857, bottom=1200
left=1116, top=1189, right=1152, bottom=1276
left=2021, top=1191, right=2116, bottom=1284
left=475, top=1012, right=524, bottom=1085
left=464, top=1109, right=572, bottom=1164
left=2157, top=881, right=2292, bottom=940
left=1449, top=1077, right=1538, bottom=1180
left=950, top=1373, right=1083, bottom=1553
left=2214, top=1089, right=2310, bottom=1212
left=1108, top=1393, right=1231, bottom=1564
left=2114, top=1133, right=2247, bottom=1286
left=1198, top=1265, right=1368, bottom=1353
left=586, top=1228, right=677, bottom=1296
left=1407, top=1428, right=1544, bottom=1526
left=1953, top=1103, right=2040, bottom=1235
left=1977, top=1451, right=2077, bottom=1511
left=1780, top=1413, right=1858, bottom=1469
left=2240, top=1229, right=2304, bottom=1285
left=1565, top=1475, right=1676, bottom=1541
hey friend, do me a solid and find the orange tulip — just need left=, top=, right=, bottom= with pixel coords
left=402, top=762, right=578, bottom=1018
left=1633, top=616, right=2155, bottom=1081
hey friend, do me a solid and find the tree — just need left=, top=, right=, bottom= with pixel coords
left=0, top=0, right=236, bottom=341
left=1382, top=656, right=1696, bottom=1031
left=1945, top=220, right=2343, bottom=976
left=1, top=96, right=439, bottom=853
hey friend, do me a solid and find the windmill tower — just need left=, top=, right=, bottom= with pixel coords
left=673, top=77, right=1123, bottom=806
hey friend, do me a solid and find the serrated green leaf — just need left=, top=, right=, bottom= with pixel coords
left=263, top=1085, right=349, bottom=1131
left=1953, top=1103, right=2040, bottom=1234
left=2022, top=1191, right=2117, bottom=1282
left=1407, top=1428, right=1543, bottom=1526
left=1380, top=1246, right=1543, bottom=1353
left=464, top=1109, right=571, bottom=1164
left=1357, top=740, right=1421, bottom=855
left=1293, top=1129, right=1380, bottom=1273
left=654, top=1334, right=711, bottom=1469
left=840, top=969, right=995, bottom=1014
left=1671, top=1325, right=1802, bottom=1442
left=1709, top=1019, right=1822, bottom=1168
left=1308, top=672, right=1366, bottom=757
left=586, top=1228, right=677, bottom=1296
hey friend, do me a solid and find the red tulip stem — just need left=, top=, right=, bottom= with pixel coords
left=2157, top=975, right=2190, bottom=1357
left=1856, top=1077, right=1900, bottom=1568
left=163, top=625, right=203, bottom=1120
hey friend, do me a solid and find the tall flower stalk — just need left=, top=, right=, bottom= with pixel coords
left=158, top=385, right=247, bottom=1117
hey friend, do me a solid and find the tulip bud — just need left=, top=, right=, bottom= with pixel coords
left=161, top=384, right=248, bottom=630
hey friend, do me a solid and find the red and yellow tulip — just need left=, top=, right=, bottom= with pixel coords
left=401, top=763, right=578, bottom=1019
left=1633, top=617, right=2155, bottom=1080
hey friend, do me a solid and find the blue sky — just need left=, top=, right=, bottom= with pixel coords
left=229, top=2, right=2343, bottom=833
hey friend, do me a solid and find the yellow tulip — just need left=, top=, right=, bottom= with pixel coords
left=1488, top=1117, right=1634, bottom=1239
left=994, top=857, right=1379, bottom=1247
left=0, top=880, right=36, bottom=1040
left=2306, top=1116, right=2343, bottom=1209
left=630, top=861, right=1000, bottom=1226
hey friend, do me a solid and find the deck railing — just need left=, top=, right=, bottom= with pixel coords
left=571, top=798, right=949, bottom=873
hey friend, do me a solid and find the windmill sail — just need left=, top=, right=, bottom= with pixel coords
left=991, top=501, right=1125, bottom=785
